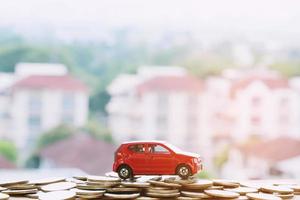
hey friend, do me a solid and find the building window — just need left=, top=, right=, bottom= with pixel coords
left=28, top=92, right=42, bottom=134
left=62, top=93, right=75, bottom=124
left=28, top=115, right=41, bottom=133
left=251, top=96, right=261, bottom=107
left=28, top=92, right=42, bottom=114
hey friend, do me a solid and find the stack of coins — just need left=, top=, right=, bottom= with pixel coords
left=0, top=174, right=300, bottom=199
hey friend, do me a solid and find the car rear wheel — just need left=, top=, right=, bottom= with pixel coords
left=176, top=164, right=191, bottom=179
left=117, top=165, right=133, bottom=180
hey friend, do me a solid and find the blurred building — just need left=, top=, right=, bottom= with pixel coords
left=106, top=66, right=211, bottom=155
left=223, top=137, right=300, bottom=179
left=0, top=63, right=89, bottom=155
left=230, top=69, right=300, bottom=140
left=39, top=133, right=115, bottom=175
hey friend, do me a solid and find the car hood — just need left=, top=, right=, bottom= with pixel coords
left=178, top=151, right=200, bottom=158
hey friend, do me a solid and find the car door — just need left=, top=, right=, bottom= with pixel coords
left=147, top=144, right=176, bottom=174
left=126, top=144, right=148, bottom=174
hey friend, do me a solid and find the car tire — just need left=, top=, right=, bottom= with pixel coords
left=176, top=164, right=191, bottom=179
left=117, top=165, right=133, bottom=180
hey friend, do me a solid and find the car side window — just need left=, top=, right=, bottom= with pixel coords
left=149, top=144, right=170, bottom=154
left=128, top=144, right=145, bottom=153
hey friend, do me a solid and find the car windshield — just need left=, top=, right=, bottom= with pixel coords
left=163, top=142, right=184, bottom=154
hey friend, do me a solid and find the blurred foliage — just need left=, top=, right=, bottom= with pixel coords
left=213, top=145, right=230, bottom=171
left=0, top=140, right=17, bottom=162
left=270, top=61, right=300, bottom=77
left=36, top=124, right=74, bottom=150
left=0, top=30, right=300, bottom=114
left=196, top=170, right=214, bottom=179
left=82, top=119, right=113, bottom=142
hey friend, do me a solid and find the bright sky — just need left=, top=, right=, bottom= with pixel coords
left=0, top=0, right=299, bottom=37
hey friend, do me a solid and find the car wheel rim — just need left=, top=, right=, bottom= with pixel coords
left=179, top=167, right=189, bottom=176
left=120, top=168, right=129, bottom=177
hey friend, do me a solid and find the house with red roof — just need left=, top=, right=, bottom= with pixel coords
left=0, top=63, right=89, bottom=156
left=229, top=71, right=300, bottom=140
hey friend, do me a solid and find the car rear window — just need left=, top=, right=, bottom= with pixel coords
left=128, top=144, right=146, bottom=153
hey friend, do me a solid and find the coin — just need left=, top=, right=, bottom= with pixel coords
left=29, top=177, right=65, bottom=185
left=6, top=184, right=37, bottom=190
left=87, top=175, right=121, bottom=182
left=182, top=180, right=213, bottom=190
left=2, top=189, right=38, bottom=195
left=146, top=191, right=180, bottom=198
left=260, top=185, right=294, bottom=194
left=181, top=191, right=210, bottom=198
left=148, top=180, right=181, bottom=188
left=121, top=181, right=150, bottom=188
left=246, top=192, right=281, bottom=200
left=0, top=178, right=28, bottom=187
left=41, top=182, right=76, bottom=192
left=39, top=190, right=76, bottom=200
left=104, top=192, right=140, bottom=199
left=225, top=186, right=258, bottom=195
left=213, top=179, right=240, bottom=188
left=204, top=189, right=240, bottom=198
left=0, top=193, right=9, bottom=200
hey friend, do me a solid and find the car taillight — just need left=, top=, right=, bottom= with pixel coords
left=193, top=158, right=198, bottom=163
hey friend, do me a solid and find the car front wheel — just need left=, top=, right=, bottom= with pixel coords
left=117, top=165, right=133, bottom=180
left=176, top=164, right=191, bottom=179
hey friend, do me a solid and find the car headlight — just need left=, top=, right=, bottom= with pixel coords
left=193, top=158, right=198, bottom=163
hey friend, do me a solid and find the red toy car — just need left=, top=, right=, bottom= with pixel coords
left=113, top=141, right=202, bottom=179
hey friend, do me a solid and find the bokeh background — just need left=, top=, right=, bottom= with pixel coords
left=0, top=0, right=300, bottom=179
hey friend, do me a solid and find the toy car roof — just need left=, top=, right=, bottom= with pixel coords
left=121, top=140, right=168, bottom=145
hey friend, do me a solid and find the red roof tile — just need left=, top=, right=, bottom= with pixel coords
left=0, top=155, right=16, bottom=169
left=231, top=76, right=289, bottom=98
left=238, top=137, right=300, bottom=162
left=39, top=134, right=116, bottom=174
left=12, top=75, right=88, bottom=92
left=137, top=75, right=203, bottom=94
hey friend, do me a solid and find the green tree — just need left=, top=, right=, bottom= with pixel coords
left=82, top=119, right=113, bottom=142
left=37, top=124, right=74, bottom=150
left=0, top=140, right=17, bottom=162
